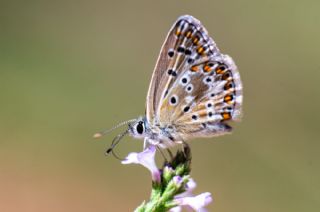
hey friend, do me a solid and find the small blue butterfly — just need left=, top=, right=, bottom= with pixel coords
left=94, top=15, right=243, bottom=153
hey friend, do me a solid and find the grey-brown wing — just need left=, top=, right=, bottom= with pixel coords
left=146, top=15, right=220, bottom=125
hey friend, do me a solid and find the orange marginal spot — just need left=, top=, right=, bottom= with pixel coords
left=191, top=66, right=199, bottom=72
left=203, top=65, right=211, bottom=72
left=222, top=112, right=231, bottom=120
left=197, top=47, right=204, bottom=54
left=193, top=37, right=199, bottom=45
left=215, top=67, right=225, bottom=74
left=175, top=30, right=181, bottom=36
left=186, top=31, right=192, bottom=38
left=224, top=95, right=234, bottom=104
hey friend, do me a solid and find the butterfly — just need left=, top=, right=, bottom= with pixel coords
left=94, top=15, right=243, bottom=152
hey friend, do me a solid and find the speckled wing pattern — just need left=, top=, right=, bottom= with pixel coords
left=146, top=15, right=242, bottom=140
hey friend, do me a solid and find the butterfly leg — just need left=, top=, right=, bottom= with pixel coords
left=166, top=148, right=174, bottom=161
left=181, top=140, right=192, bottom=162
left=143, top=137, right=149, bottom=150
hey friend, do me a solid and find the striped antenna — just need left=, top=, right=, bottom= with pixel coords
left=93, top=119, right=137, bottom=138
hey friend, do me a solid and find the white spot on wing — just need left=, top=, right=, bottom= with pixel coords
left=185, top=96, right=194, bottom=103
left=236, top=96, right=243, bottom=104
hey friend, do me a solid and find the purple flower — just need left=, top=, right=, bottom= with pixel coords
left=163, top=165, right=174, bottom=176
left=171, top=179, right=212, bottom=212
left=175, top=178, right=196, bottom=198
left=169, top=206, right=182, bottom=212
left=121, top=145, right=161, bottom=182
left=173, top=192, right=213, bottom=212
left=172, top=176, right=183, bottom=186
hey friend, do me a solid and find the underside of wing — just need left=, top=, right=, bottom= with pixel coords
left=146, top=15, right=220, bottom=124
left=146, top=15, right=243, bottom=142
left=174, top=55, right=242, bottom=125
left=159, top=54, right=243, bottom=140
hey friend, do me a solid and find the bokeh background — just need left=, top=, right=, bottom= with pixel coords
left=1, top=0, right=319, bottom=211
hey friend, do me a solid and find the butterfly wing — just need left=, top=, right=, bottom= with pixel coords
left=146, top=15, right=220, bottom=125
left=146, top=15, right=243, bottom=141
left=171, top=55, right=243, bottom=140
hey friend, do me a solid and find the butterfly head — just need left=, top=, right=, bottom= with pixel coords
left=128, top=116, right=149, bottom=139
left=93, top=118, right=145, bottom=156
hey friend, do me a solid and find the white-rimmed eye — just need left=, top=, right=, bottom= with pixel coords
left=185, top=84, right=193, bottom=93
left=206, top=102, right=213, bottom=108
left=191, top=114, right=199, bottom=121
left=182, top=105, right=191, bottom=113
left=169, top=95, right=179, bottom=106
left=209, top=92, right=216, bottom=98
left=179, top=75, right=190, bottom=86
left=167, top=48, right=175, bottom=58
left=203, top=76, right=213, bottom=85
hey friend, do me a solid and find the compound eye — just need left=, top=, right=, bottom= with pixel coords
left=136, top=121, right=144, bottom=134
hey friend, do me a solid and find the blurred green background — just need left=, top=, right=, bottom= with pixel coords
left=1, top=0, right=319, bottom=211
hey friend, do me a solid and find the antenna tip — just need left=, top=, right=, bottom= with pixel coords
left=106, top=148, right=112, bottom=155
left=93, top=133, right=102, bottom=138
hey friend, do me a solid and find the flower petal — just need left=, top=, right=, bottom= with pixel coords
left=175, top=192, right=213, bottom=211
left=169, top=206, right=182, bottom=212
left=173, top=176, right=183, bottom=186
left=174, top=178, right=197, bottom=199
left=122, top=145, right=161, bottom=182
left=186, top=178, right=197, bottom=192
